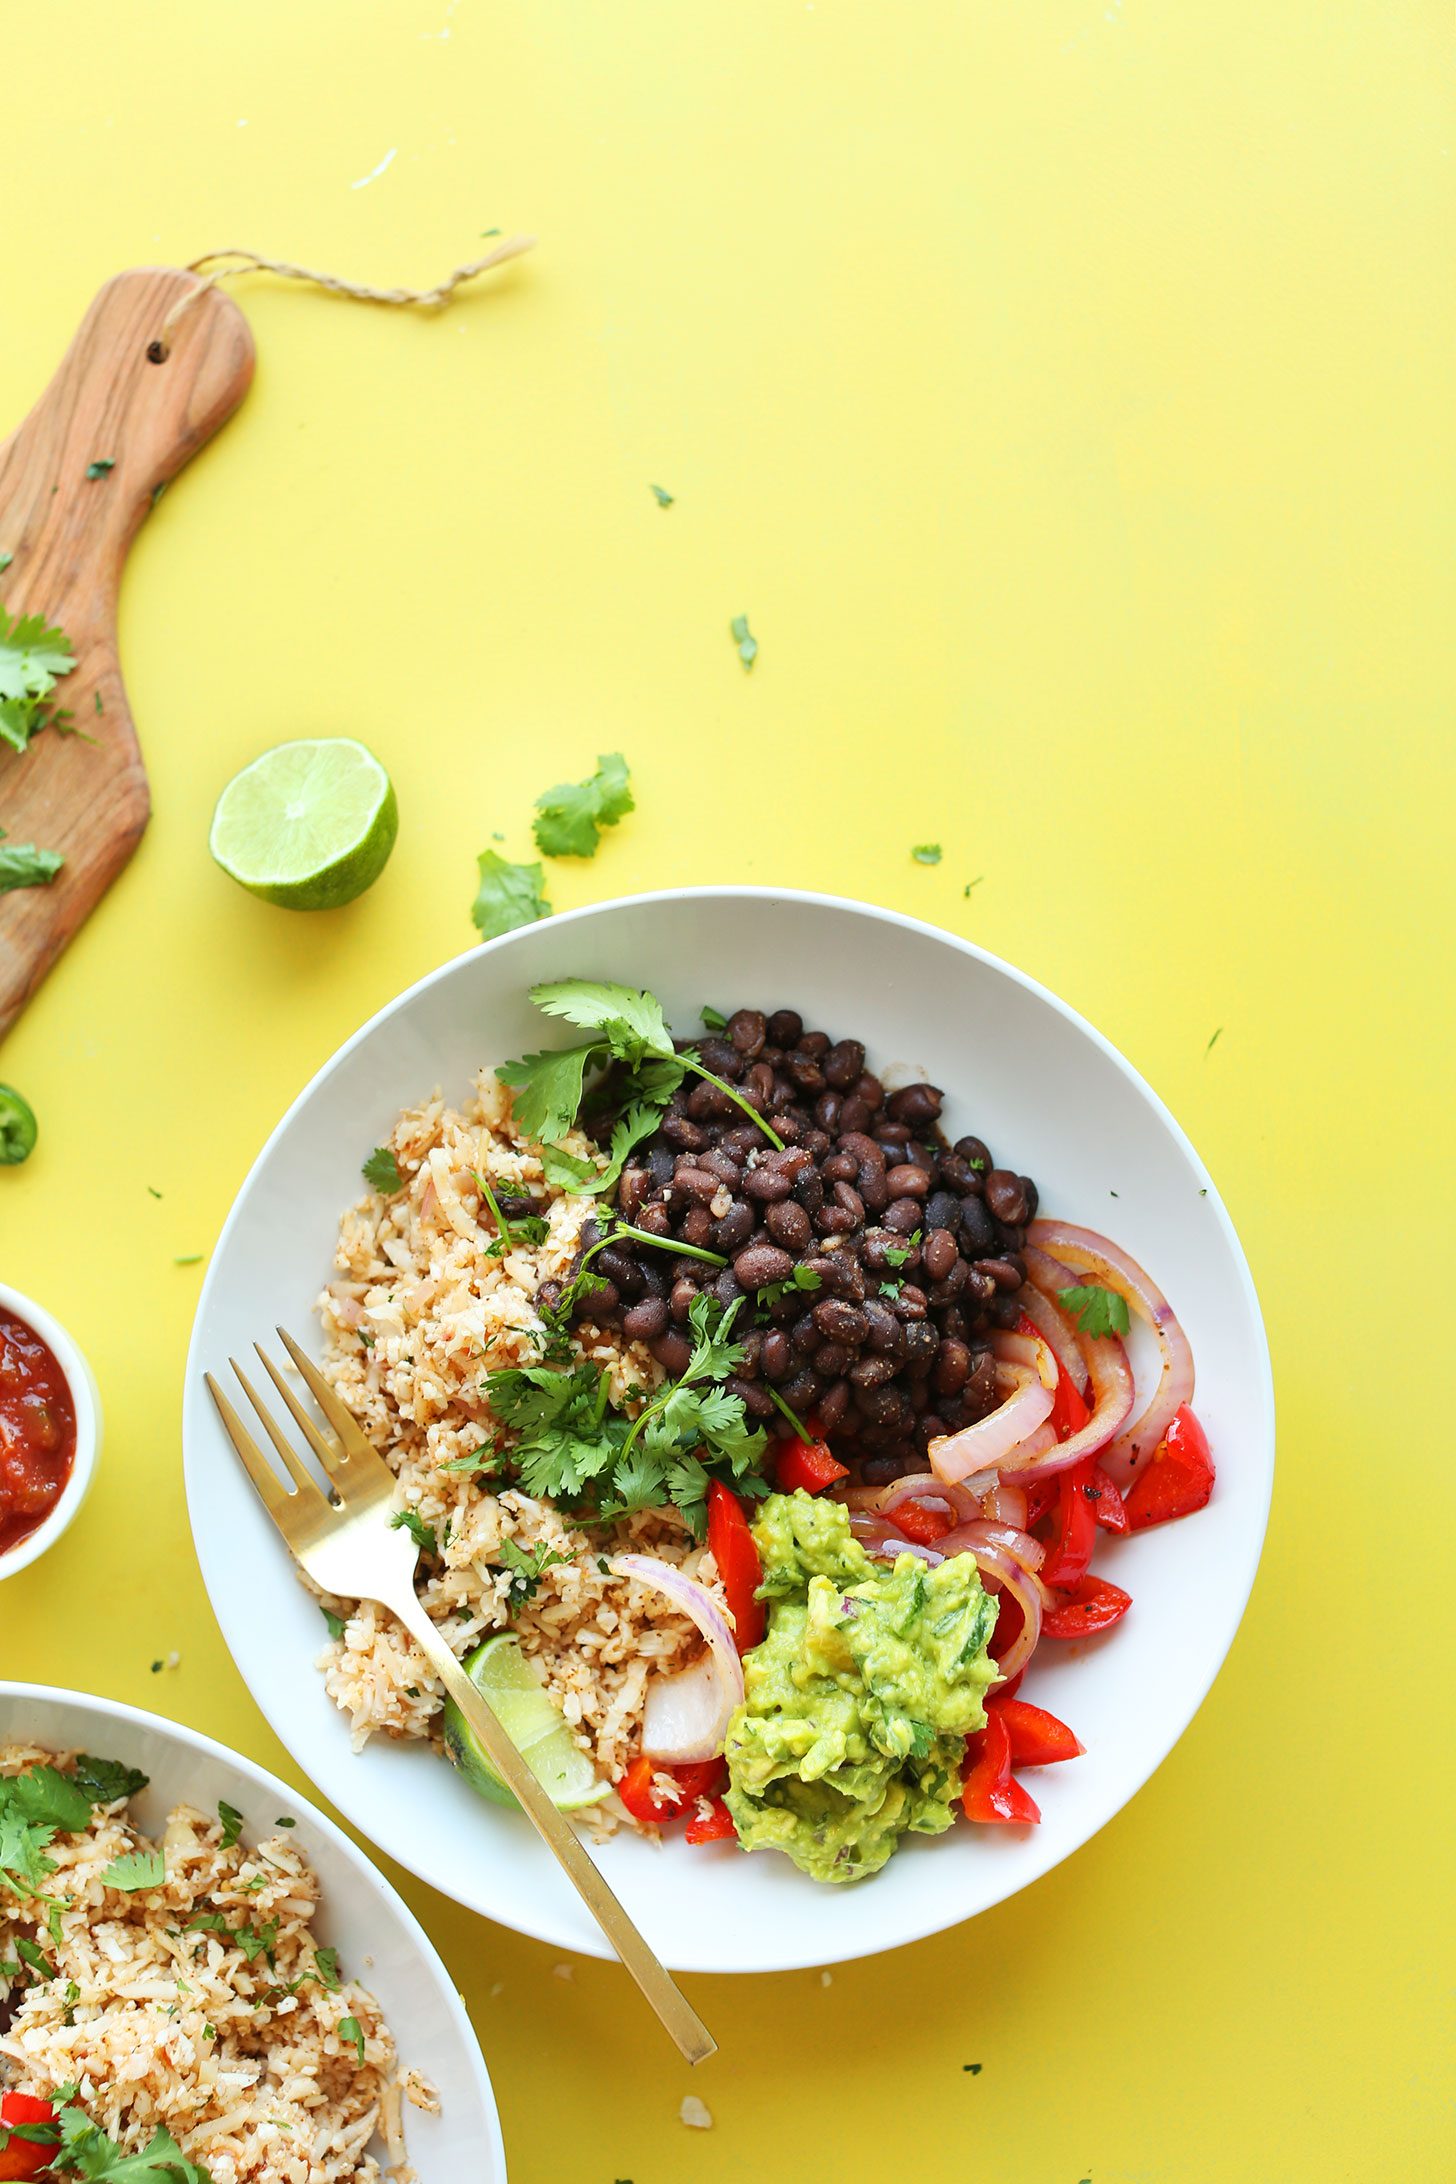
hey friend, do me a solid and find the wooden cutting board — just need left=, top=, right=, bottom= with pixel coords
left=0, top=268, right=255, bottom=1041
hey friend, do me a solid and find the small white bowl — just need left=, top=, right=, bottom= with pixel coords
left=0, top=1281, right=102, bottom=1580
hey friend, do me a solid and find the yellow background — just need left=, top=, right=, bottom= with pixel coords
left=2, top=4, right=1451, bottom=2178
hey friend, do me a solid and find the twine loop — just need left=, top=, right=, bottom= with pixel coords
left=148, top=233, right=535, bottom=360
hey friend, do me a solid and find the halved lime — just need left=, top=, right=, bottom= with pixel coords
left=442, top=1632, right=608, bottom=1812
left=208, top=737, right=398, bottom=910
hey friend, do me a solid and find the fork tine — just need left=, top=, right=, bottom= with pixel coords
left=229, top=1359, right=331, bottom=1507
left=254, top=1344, right=352, bottom=1489
left=274, top=1327, right=377, bottom=1462
left=206, top=1373, right=293, bottom=1521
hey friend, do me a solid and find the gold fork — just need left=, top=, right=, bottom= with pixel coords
left=205, top=1328, right=716, bottom=2066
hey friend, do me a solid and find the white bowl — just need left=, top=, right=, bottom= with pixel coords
left=0, top=1682, right=505, bottom=2181
left=183, top=888, right=1274, bottom=1974
left=0, top=1283, right=102, bottom=1581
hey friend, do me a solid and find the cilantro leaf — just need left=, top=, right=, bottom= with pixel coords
left=0, top=604, right=75, bottom=703
left=730, top=614, right=757, bottom=670
left=68, top=1754, right=148, bottom=1806
left=882, top=1229, right=922, bottom=1269
left=471, top=851, right=551, bottom=940
left=492, top=1537, right=571, bottom=1608
left=0, top=1806, right=58, bottom=1895
left=319, top=1604, right=347, bottom=1641
left=532, top=752, right=634, bottom=859
left=15, top=1935, right=54, bottom=1978
left=313, top=1945, right=341, bottom=1990
left=756, top=1265, right=821, bottom=1307
left=100, top=1849, right=165, bottom=1893
left=233, top=1917, right=278, bottom=1964
left=217, top=1800, right=244, bottom=1849
left=85, top=458, right=116, bottom=479
left=362, top=1145, right=404, bottom=1195
left=1060, top=1284, right=1131, bottom=1340
left=650, top=484, right=674, bottom=507
left=389, top=1509, right=438, bottom=1557
left=540, top=1103, right=659, bottom=1198
left=496, top=1042, right=597, bottom=1147
left=0, top=832, right=63, bottom=892
left=0, top=1764, right=95, bottom=1833
left=528, top=979, right=674, bottom=1064
left=339, top=2013, right=366, bottom=2063
left=52, top=2103, right=213, bottom=2183
left=911, top=843, right=942, bottom=865
left=437, top=1443, right=502, bottom=1477
left=700, top=1005, right=728, bottom=1030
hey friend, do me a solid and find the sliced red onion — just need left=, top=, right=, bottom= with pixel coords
left=849, top=1512, right=911, bottom=1554
left=610, top=1555, right=745, bottom=1764
left=935, top=1528, right=1046, bottom=1681
left=1016, top=1277, right=1090, bottom=1398
left=868, top=1473, right=983, bottom=1526
left=997, top=1329, right=1135, bottom=1483
left=990, top=1327, right=1059, bottom=1389
left=1028, top=1220, right=1195, bottom=1487
left=981, top=1480, right=1029, bottom=1529
left=950, top=1517, right=1045, bottom=1572
left=928, top=1366, right=1054, bottom=1485
left=863, top=1536, right=946, bottom=1567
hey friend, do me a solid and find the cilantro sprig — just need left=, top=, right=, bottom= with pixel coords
left=492, top=1537, right=571, bottom=1607
left=0, top=601, right=76, bottom=755
left=0, top=829, right=64, bottom=892
left=362, top=1146, right=403, bottom=1193
left=45, top=2100, right=212, bottom=2183
left=498, top=978, right=784, bottom=1153
left=471, top=851, right=551, bottom=940
left=532, top=752, right=634, bottom=859
left=486, top=1297, right=768, bottom=1536
left=1060, top=1284, right=1132, bottom=1340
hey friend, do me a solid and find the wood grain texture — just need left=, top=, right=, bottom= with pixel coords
left=0, top=268, right=254, bottom=1040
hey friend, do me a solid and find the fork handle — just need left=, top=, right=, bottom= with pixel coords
left=381, top=1585, right=717, bottom=2066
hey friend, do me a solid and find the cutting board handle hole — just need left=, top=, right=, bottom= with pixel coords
left=146, top=340, right=168, bottom=364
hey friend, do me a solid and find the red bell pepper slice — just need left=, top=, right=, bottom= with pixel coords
left=1042, top=1573, right=1132, bottom=1639
left=0, top=2094, right=57, bottom=2183
left=991, top=1697, right=1084, bottom=1766
left=961, top=1709, right=1041, bottom=1825
left=774, top=1439, right=849, bottom=1495
left=707, top=1479, right=766, bottom=1653
left=1123, top=1404, right=1215, bottom=1531
left=989, top=1589, right=1024, bottom=1667
left=893, top=1499, right=954, bottom=1547
left=1039, top=1458, right=1098, bottom=1588
left=684, top=1795, right=738, bottom=1846
left=619, top=1755, right=724, bottom=1823
left=1086, top=1462, right=1128, bottom=1534
left=1023, top=1479, right=1058, bottom=1530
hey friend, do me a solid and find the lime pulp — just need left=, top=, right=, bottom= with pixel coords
left=208, top=737, right=397, bottom=910
left=442, top=1632, right=608, bottom=1812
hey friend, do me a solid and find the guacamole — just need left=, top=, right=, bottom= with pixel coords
left=723, top=1491, right=998, bottom=1883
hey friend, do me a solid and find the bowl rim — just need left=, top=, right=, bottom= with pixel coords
left=0, top=1677, right=506, bottom=2177
left=185, top=884, right=1276, bottom=1968
left=0, top=1281, right=102, bottom=1581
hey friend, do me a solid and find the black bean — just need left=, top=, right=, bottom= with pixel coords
left=883, top=1198, right=924, bottom=1236
left=1020, top=1176, right=1039, bottom=1220
left=928, top=1261, right=970, bottom=1305
left=822, top=1151, right=857, bottom=1184
left=727, top=1008, right=767, bottom=1057
left=618, top=1167, right=652, bottom=1220
left=902, top=1322, right=939, bottom=1374
left=984, top=1169, right=1029, bottom=1224
left=723, top=1125, right=765, bottom=1159
left=597, top=1246, right=643, bottom=1294
left=647, top=1146, right=676, bottom=1188
left=787, top=1053, right=826, bottom=1093
left=916, top=1415, right=947, bottom=1453
left=680, top=1206, right=713, bottom=1247
left=938, top=1152, right=981, bottom=1195
left=860, top=1453, right=906, bottom=1486
left=661, top=1113, right=708, bottom=1151
left=957, top=1195, right=999, bottom=1255
left=733, top=1242, right=794, bottom=1289
left=812, top=1341, right=854, bottom=1379
left=633, top=1203, right=673, bottom=1238
left=669, top=1276, right=699, bottom=1323
left=794, top=1169, right=826, bottom=1213
left=814, top=1201, right=857, bottom=1236
left=671, top=1165, right=722, bottom=1205
left=800, top=1129, right=832, bottom=1162
left=855, top=1073, right=885, bottom=1111
left=813, top=1297, right=869, bottom=1345
left=743, top=1061, right=776, bottom=1109
left=986, top=1292, right=1021, bottom=1329
left=650, top=1329, right=693, bottom=1376
left=925, top=1190, right=962, bottom=1235
left=892, top=1284, right=928, bottom=1320
left=713, top=1267, right=744, bottom=1309
left=854, top=1382, right=904, bottom=1426
left=974, top=1256, right=1022, bottom=1293
left=726, top=1375, right=774, bottom=1418
left=743, top=1164, right=793, bottom=1203
left=919, top=1228, right=958, bottom=1283
left=688, top=1078, right=737, bottom=1122
left=858, top=1296, right=899, bottom=1350
left=818, top=1378, right=852, bottom=1432
left=767, top=1009, right=803, bottom=1048
left=780, top=1369, right=821, bottom=1411
left=536, top=1278, right=563, bottom=1314
left=838, top=1095, right=872, bottom=1135
left=767, top=1199, right=812, bottom=1250
left=887, top=1082, right=943, bottom=1126
left=761, top=1330, right=792, bottom=1380
left=638, top=1262, right=670, bottom=1298
left=850, top=1352, right=898, bottom=1390
left=996, top=1221, right=1026, bottom=1255
left=933, top=1337, right=971, bottom=1395
left=712, top=1202, right=755, bottom=1253
left=697, top=1148, right=744, bottom=1187
left=823, top=1039, right=866, bottom=1089
left=964, top=1349, right=1000, bottom=1411
left=885, top=1163, right=930, bottom=1200
left=827, top=1253, right=866, bottom=1303
left=623, top=1297, right=669, bottom=1342
left=814, top=1090, right=844, bottom=1133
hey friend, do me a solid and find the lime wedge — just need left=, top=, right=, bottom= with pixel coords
left=442, top=1632, right=608, bottom=1812
left=208, top=737, right=398, bottom=910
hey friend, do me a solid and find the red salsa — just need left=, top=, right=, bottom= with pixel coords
left=0, top=1308, right=77, bottom=1555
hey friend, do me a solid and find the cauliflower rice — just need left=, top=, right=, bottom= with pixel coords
left=0, top=1745, right=434, bottom=2183
left=313, top=1070, right=717, bottom=1832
